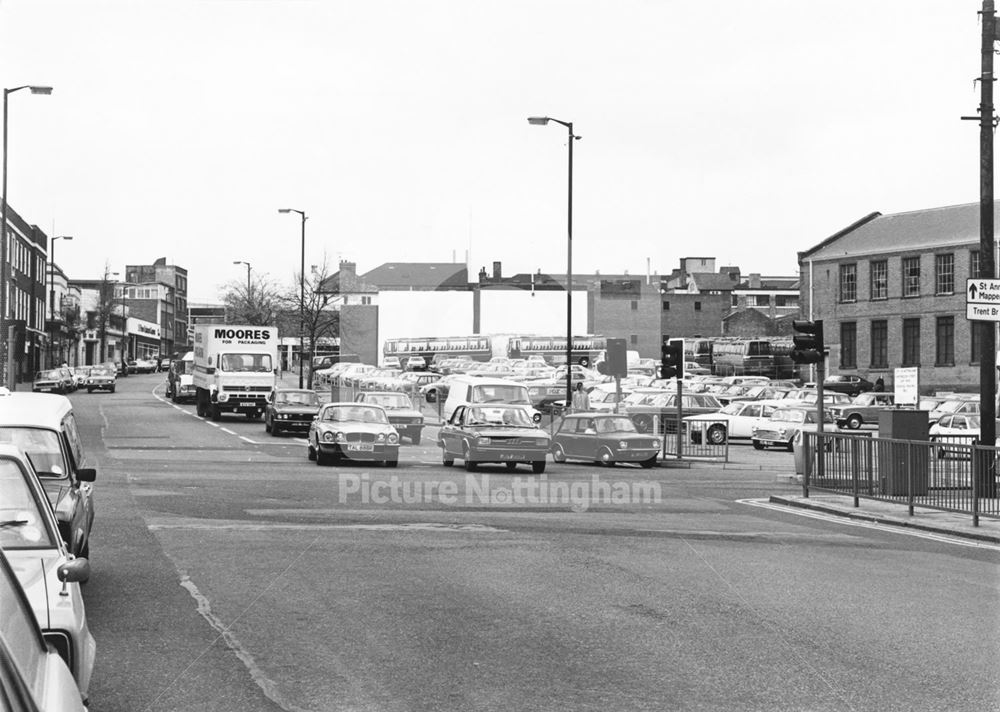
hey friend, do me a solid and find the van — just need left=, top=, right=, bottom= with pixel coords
left=0, top=389, right=96, bottom=559
left=442, top=376, right=540, bottom=422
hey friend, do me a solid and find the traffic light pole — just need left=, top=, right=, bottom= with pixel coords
left=675, top=377, right=683, bottom=459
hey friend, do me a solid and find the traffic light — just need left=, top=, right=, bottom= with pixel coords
left=791, top=319, right=825, bottom=364
left=660, top=337, right=684, bottom=379
left=597, top=337, right=628, bottom=377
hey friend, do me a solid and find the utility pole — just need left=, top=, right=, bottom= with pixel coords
left=977, top=1, right=998, bottom=499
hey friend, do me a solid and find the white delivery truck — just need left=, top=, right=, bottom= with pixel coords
left=192, top=324, right=278, bottom=421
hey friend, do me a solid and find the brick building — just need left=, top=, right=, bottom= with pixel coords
left=1, top=205, right=47, bottom=383
left=125, top=258, right=189, bottom=354
left=798, top=202, right=993, bottom=393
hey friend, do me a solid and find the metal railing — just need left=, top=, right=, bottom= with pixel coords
left=800, top=431, right=1000, bottom=526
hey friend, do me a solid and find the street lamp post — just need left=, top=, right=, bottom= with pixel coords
left=279, top=208, right=307, bottom=389
left=233, top=260, right=251, bottom=298
left=528, top=115, right=580, bottom=408
left=0, top=84, right=52, bottom=387
left=48, top=235, right=73, bottom=368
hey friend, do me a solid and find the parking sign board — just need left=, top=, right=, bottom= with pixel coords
left=966, top=278, right=1000, bottom=321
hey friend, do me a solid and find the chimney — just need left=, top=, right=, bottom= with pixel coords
left=493, top=261, right=502, bottom=280
left=338, top=260, right=356, bottom=277
left=749, top=273, right=761, bottom=289
left=478, top=266, right=488, bottom=283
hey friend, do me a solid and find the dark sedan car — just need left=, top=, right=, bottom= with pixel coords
left=551, top=413, right=660, bottom=467
left=438, top=403, right=550, bottom=473
left=265, top=388, right=322, bottom=436
left=822, top=374, right=875, bottom=397
left=32, top=369, right=69, bottom=394
left=354, top=391, right=425, bottom=444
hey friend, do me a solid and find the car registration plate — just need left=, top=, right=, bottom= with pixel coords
left=240, top=401, right=256, bottom=407
left=499, top=453, right=527, bottom=461
left=346, top=443, right=374, bottom=452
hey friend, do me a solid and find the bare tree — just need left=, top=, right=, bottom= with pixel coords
left=280, top=255, right=340, bottom=388
left=220, top=273, right=283, bottom=326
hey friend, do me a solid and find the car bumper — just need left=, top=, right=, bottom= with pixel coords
left=468, top=446, right=549, bottom=464
left=318, top=443, right=400, bottom=460
left=273, top=419, right=314, bottom=431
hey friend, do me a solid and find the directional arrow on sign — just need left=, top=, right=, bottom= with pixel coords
left=970, top=282, right=979, bottom=300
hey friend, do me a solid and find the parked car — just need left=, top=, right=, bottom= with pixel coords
left=684, top=400, right=781, bottom=444
left=0, top=443, right=96, bottom=700
left=404, top=355, right=427, bottom=371
left=32, top=368, right=70, bottom=394
left=624, top=391, right=724, bottom=434
left=822, top=374, right=875, bottom=397
left=85, top=364, right=117, bottom=393
left=0, top=547, right=88, bottom=711
left=308, top=402, right=400, bottom=466
left=0, top=390, right=97, bottom=560
left=751, top=406, right=840, bottom=451
left=550, top=413, right=659, bottom=467
left=420, top=374, right=458, bottom=403
left=382, top=356, right=402, bottom=369
left=353, top=391, right=425, bottom=444
left=71, top=366, right=92, bottom=389
left=929, top=415, right=1000, bottom=457
left=264, top=388, right=322, bottom=436
left=587, top=387, right=629, bottom=413
left=831, top=392, right=897, bottom=429
left=526, top=381, right=569, bottom=414
left=438, top=403, right=550, bottom=473
left=928, top=396, right=980, bottom=424
left=165, top=351, right=195, bottom=402
left=133, top=358, right=157, bottom=374
left=157, top=355, right=172, bottom=372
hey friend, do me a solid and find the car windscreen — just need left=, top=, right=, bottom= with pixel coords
left=323, top=406, right=388, bottom=424
left=220, top=353, right=273, bottom=372
left=466, top=406, right=532, bottom=426
left=36, top=369, right=62, bottom=379
left=364, top=394, right=412, bottom=409
left=0, top=428, right=65, bottom=478
left=470, top=384, right=530, bottom=405
left=277, top=391, right=320, bottom=406
left=595, top=417, right=636, bottom=433
left=0, top=459, right=59, bottom=548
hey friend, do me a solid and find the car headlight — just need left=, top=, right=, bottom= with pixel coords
left=218, top=392, right=230, bottom=402
left=323, top=431, right=335, bottom=442
left=377, top=433, right=386, bottom=442
left=477, top=437, right=491, bottom=446
left=537, top=438, right=549, bottom=446
left=618, top=440, right=629, bottom=449
left=651, top=439, right=661, bottom=448
left=388, top=433, right=399, bottom=445
left=335, top=431, right=346, bottom=442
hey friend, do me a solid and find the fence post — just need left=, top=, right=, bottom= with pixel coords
left=851, top=435, right=860, bottom=508
left=907, top=441, right=915, bottom=517
left=802, top=432, right=811, bottom=498
left=973, top=444, right=981, bottom=528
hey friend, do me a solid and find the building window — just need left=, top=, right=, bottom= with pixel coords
left=970, top=249, right=981, bottom=279
left=935, top=254, right=954, bottom=295
left=870, top=320, right=888, bottom=369
left=694, top=301, right=702, bottom=311
left=630, top=334, right=638, bottom=345
left=840, top=322, right=857, bottom=369
left=902, top=318, right=920, bottom=366
left=839, top=263, right=857, bottom=302
left=902, top=257, right=921, bottom=297
left=662, top=301, right=670, bottom=311
left=972, top=321, right=982, bottom=364
left=935, top=316, right=954, bottom=366
left=870, top=260, right=888, bottom=300
left=630, top=300, right=638, bottom=311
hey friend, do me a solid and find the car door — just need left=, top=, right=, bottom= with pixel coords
left=732, top=403, right=761, bottom=438
left=578, top=418, right=600, bottom=459
left=440, top=406, right=465, bottom=456
left=60, top=414, right=95, bottom=556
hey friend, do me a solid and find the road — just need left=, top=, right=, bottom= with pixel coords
left=73, top=373, right=1000, bottom=712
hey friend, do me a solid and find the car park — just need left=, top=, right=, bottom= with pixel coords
left=382, top=356, right=402, bottom=369
left=404, top=355, right=427, bottom=371
left=32, top=369, right=70, bottom=394
left=353, top=391, right=425, bottom=444
left=751, top=406, right=840, bottom=450
left=0, top=390, right=97, bottom=560
left=85, top=365, right=117, bottom=393
left=264, top=388, right=322, bottom=436
left=308, top=402, right=400, bottom=466
left=822, top=374, right=875, bottom=397
left=928, top=396, right=980, bottom=424
left=623, top=391, right=723, bottom=433
left=0, top=547, right=88, bottom=711
left=550, top=413, right=659, bottom=467
left=0, top=444, right=96, bottom=701
left=438, top=403, right=550, bottom=473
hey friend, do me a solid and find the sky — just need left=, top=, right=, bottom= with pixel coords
left=0, top=1, right=989, bottom=302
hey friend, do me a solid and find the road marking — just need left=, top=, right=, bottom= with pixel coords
left=220, top=427, right=236, bottom=435
left=738, top=498, right=1000, bottom=551
left=150, top=521, right=507, bottom=533
left=239, top=436, right=257, bottom=444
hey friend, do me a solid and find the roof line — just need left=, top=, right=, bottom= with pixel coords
left=798, top=211, right=882, bottom=261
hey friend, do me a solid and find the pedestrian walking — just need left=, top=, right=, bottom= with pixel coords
left=571, top=382, right=590, bottom=412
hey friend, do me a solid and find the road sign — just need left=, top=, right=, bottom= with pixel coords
left=967, top=303, right=1000, bottom=322
left=967, top=278, right=1000, bottom=304
left=893, top=367, right=919, bottom=406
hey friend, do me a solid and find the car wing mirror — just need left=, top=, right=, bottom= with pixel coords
left=58, top=558, right=91, bottom=595
left=76, top=467, right=97, bottom=483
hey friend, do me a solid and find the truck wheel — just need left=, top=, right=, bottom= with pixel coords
left=211, top=404, right=221, bottom=422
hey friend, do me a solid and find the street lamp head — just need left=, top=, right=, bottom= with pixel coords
left=29, top=86, right=53, bottom=95
left=527, top=116, right=550, bottom=126
left=278, top=208, right=292, bottom=214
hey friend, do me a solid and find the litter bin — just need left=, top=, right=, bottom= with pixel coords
left=877, top=410, right=929, bottom=496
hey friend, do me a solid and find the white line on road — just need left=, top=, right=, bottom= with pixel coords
left=220, top=427, right=236, bottom=435
left=738, top=498, right=1000, bottom=551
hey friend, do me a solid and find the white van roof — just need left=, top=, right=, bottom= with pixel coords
left=0, top=391, right=73, bottom=427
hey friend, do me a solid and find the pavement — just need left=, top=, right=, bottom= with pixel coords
left=285, top=372, right=1000, bottom=545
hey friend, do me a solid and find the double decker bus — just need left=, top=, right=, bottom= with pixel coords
left=506, top=334, right=607, bottom=367
left=711, top=338, right=776, bottom=377
left=382, top=335, right=493, bottom=367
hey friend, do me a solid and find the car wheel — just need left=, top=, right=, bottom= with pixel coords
left=386, top=458, right=398, bottom=468
left=707, top=424, right=727, bottom=445
left=87, top=387, right=94, bottom=394
left=316, top=448, right=329, bottom=466
left=596, top=447, right=615, bottom=466
left=425, top=391, right=436, bottom=403
left=639, top=456, right=656, bottom=469
left=272, top=424, right=281, bottom=437
left=110, top=385, right=116, bottom=393
left=505, top=462, right=518, bottom=471
left=442, top=448, right=454, bottom=467
left=752, top=440, right=765, bottom=450
left=552, top=443, right=567, bottom=463
left=307, top=444, right=317, bottom=461
left=463, top=443, right=477, bottom=471
left=633, top=416, right=652, bottom=434
left=532, top=460, right=546, bottom=474
left=265, top=418, right=272, bottom=433
left=846, top=415, right=863, bottom=430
